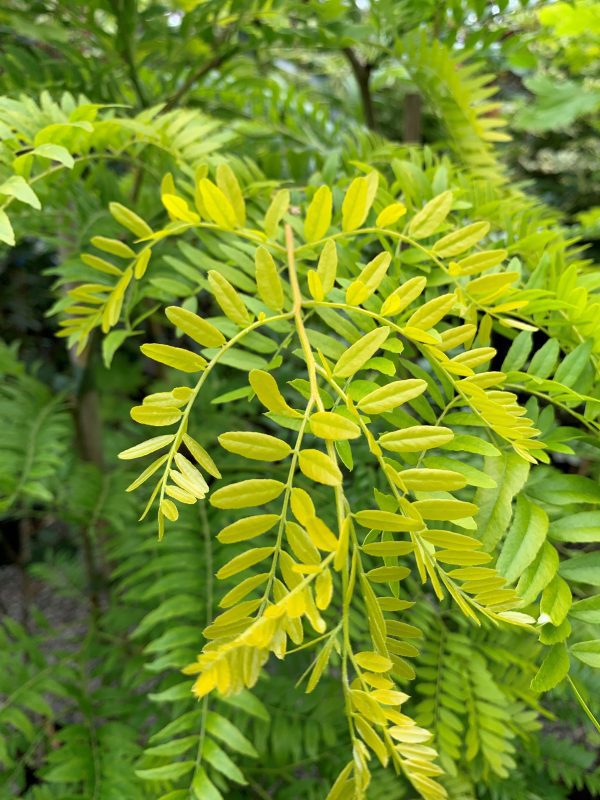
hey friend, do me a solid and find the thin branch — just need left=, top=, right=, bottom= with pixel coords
left=163, top=48, right=239, bottom=112
left=342, top=46, right=376, bottom=130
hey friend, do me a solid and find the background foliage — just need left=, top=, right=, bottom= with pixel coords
left=0, top=1, right=599, bottom=799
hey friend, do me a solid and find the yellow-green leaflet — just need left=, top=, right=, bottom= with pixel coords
left=160, top=498, right=178, bottom=522
left=165, top=306, right=226, bottom=347
left=354, top=510, right=421, bottom=531
left=249, top=369, right=301, bottom=417
left=162, top=193, right=199, bottom=223
left=217, top=547, right=275, bottom=580
left=306, top=516, right=338, bottom=551
left=165, top=484, right=195, bottom=504
left=183, top=433, right=221, bottom=478
left=333, top=327, right=390, bottom=378
left=379, top=277, right=427, bottom=316
left=414, top=499, right=478, bottom=520
left=255, top=246, right=284, bottom=311
left=309, top=411, right=361, bottom=440
left=101, top=267, right=132, bottom=332
left=406, top=293, right=455, bottom=330
left=198, top=178, right=238, bottom=228
left=357, top=378, right=427, bottom=414
left=307, top=270, right=324, bottom=301
left=217, top=514, right=280, bottom=544
left=290, top=487, right=315, bottom=524
left=264, top=189, right=289, bottom=237
left=398, top=468, right=467, bottom=491
left=379, top=426, right=454, bottom=452
left=219, top=573, right=269, bottom=609
left=130, top=404, right=182, bottom=426
left=451, top=248, right=507, bottom=276
left=315, top=569, right=333, bottom=609
left=408, top=190, right=453, bottom=239
left=90, top=236, right=135, bottom=259
left=346, top=252, right=391, bottom=304
left=439, top=324, right=477, bottom=350
left=169, top=467, right=206, bottom=500
left=208, top=270, right=251, bottom=326
left=81, top=254, right=122, bottom=276
left=326, top=763, right=354, bottom=800
left=134, top=250, right=151, bottom=279
left=354, top=652, right=393, bottom=673
left=345, top=279, right=369, bottom=306
left=376, top=203, right=406, bottom=228
left=342, top=174, right=373, bottom=232
left=359, top=251, right=391, bottom=292
left=317, top=240, right=337, bottom=294
left=174, top=452, right=209, bottom=495
left=432, top=221, right=490, bottom=257
left=304, top=185, right=332, bottom=242
left=216, top=163, right=246, bottom=226
left=118, top=434, right=175, bottom=460
left=452, top=347, right=496, bottom=369
left=210, top=479, right=285, bottom=509
left=467, top=272, right=519, bottom=296
left=126, top=453, right=169, bottom=492
left=286, top=521, right=320, bottom=564
left=161, top=171, right=175, bottom=198
left=109, top=202, right=153, bottom=238
left=142, top=390, right=186, bottom=407
left=362, top=541, right=415, bottom=557
left=298, top=449, right=342, bottom=486
left=140, top=343, right=207, bottom=373
left=218, top=431, right=292, bottom=461
left=422, top=530, right=482, bottom=549
left=306, top=639, right=335, bottom=693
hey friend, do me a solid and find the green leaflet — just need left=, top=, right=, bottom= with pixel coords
left=517, top=542, right=559, bottom=604
left=528, top=473, right=600, bottom=506
left=530, top=644, right=569, bottom=692
left=571, top=641, right=600, bottom=669
left=559, top=552, right=600, bottom=586
left=569, top=596, right=600, bottom=624
left=549, top=512, right=600, bottom=542
left=496, top=496, right=548, bottom=583
left=554, top=339, right=593, bottom=387
left=540, top=576, right=572, bottom=626
left=475, top=453, right=530, bottom=551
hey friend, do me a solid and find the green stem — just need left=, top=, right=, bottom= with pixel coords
left=260, top=400, right=314, bottom=613
left=285, top=222, right=359, bottom=766
left=567, top=675, right=600, bottom=735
